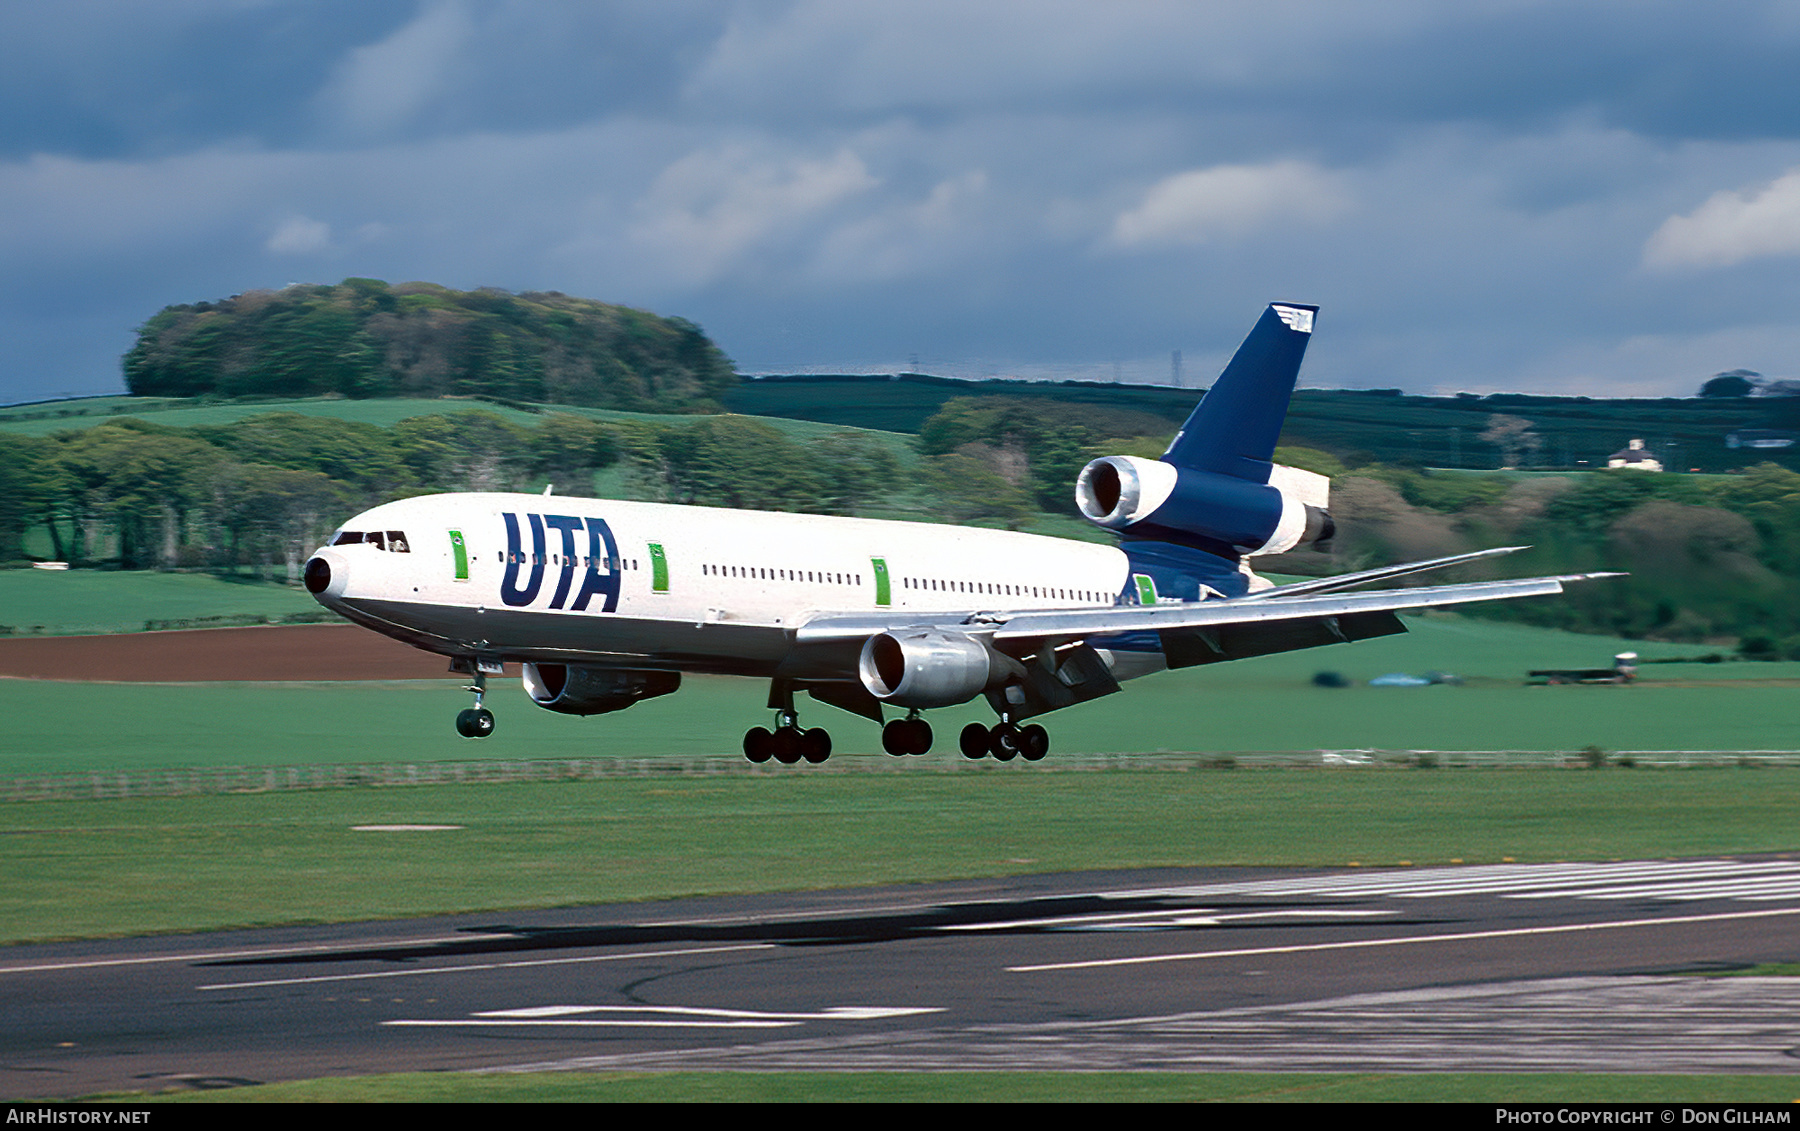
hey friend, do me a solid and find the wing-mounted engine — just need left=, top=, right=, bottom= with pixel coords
left=857, top=629, right=1023, bottom=709
left=1075, top=455, right=1332, bottom=557
left=522, top=663, right=680, bottom=716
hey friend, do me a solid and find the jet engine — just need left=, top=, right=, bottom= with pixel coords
left=857, top=629, right=1017, bottom=709
left=522, top=664, right=681, bottom=716
left=1075, top=455, right=1332, bottom=556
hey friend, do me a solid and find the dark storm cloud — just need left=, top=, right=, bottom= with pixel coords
left=6, top=1, right=1800, bottom=403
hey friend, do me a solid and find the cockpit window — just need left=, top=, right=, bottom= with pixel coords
left=330, top=530, right=410, bottom=552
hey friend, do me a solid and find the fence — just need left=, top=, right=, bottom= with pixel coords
left=6, top=749, right=1800, bottom=802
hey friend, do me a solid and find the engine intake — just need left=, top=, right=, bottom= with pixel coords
left=522, top=664, right=681, bottom=716
left=858, top=629, right=1013, bottom=709
left=1076, top=455, right=1331, bottom=556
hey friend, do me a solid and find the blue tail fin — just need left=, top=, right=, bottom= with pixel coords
left=1162, top=303, right=1316, bottom=483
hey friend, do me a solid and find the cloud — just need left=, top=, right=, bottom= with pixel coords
left=1643, top=167, right=1800, bottom=269
left=266, top=214, right=332, bottom=255
left=1107, top=161, right=1350, bottom=249
left=314, top=0, right=474, bottom=140
left=628, top=145, right=878, bottom=285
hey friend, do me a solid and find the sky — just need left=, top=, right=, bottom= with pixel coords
left=6, top=0, right=1800, bottom=404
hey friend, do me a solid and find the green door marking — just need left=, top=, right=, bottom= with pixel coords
left=648, top=542, right=669, bottom=593
left=1133, top=573, right=1158, bottom=606
left=449, top=529, right=469, bottom=581
left=871, top=556, right=891, bottom=606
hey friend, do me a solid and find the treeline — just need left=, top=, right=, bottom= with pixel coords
left=907, top=395, right=1800, bottom=651
left=0, top=412, right=898, bottom=579
left=123, top=279, right=737, bottom=412
left=1297, top=455, right=1800, bottom=653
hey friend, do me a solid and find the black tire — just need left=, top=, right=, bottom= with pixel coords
left=773, top=726, right=803, bottom=764
left=881, top=720, right=909, bottom=757
left=990, top=723, right=1021, bottom=761
left=456, top=708, right=495, bottom=739
left=960, top=723, right=990, bottom=759
left=802, top=728, right=832, bottom=763
left=744, top=726, right=774, bottom=763
left=1021, top=724, right=1048, bottom=761
left=905, top=718, right=933, bottom=755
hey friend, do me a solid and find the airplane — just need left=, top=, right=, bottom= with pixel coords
left=303, top=302, right=1613, bottom=763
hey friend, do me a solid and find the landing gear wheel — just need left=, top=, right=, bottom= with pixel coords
left=455, top=707, right=495, bottom=739
left=772, top=726, right=804, bottom=764
left=1021, top=724, right=1049, bottom=761
left=801, top=727, right=832, bottom=764
left=989, top=723, right=1022, bottom=761
left=960, top=723, right=990, bottom=759
left=743, top=726, right=774, bottom=763
left=882, top=720, right=910, bottom=757
left=884, top=718, right=934, bottom=756
left=903, top=718, right=932, bottom=755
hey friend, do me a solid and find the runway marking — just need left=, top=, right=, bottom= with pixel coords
left=196, top=942, right=776, bottom=991
left=0, top=936, right=476, bottom=975
left=1114, top=858, right=1800, bottom=906
left=941, top=908, right=1393, bottom=932
left=1007, top=904, right=1800, bottom=973
left=385, top=1004, right=942, bottom=1030
left=486, top=976, right=1800, bottom=1075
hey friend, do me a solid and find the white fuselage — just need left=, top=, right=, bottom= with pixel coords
left=308, top=492, right=1137, bottom=677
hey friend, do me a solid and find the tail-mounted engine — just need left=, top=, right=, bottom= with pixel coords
left=1075, top=455, right=1332, bottom=556
left=522, top=664, right=681, bottom=716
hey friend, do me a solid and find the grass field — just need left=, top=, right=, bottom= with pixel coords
left=0, top=569, right=318, bottom=635
left=6, top=763, right=1799, bottom=944
left=4, top=616, right=1797, bottom=775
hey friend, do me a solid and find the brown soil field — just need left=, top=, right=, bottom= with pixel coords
left=0, top=624, right=454, bottom=682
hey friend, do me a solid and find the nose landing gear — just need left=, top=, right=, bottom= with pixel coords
left=455, top=667, right=496, bottom=739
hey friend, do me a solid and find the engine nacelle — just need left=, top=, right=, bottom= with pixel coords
left=858, top=629, right=1013, bottom=709
left=522, top=664, right=681, bottom=716
left=1075, top=455, right=1332, bottom=556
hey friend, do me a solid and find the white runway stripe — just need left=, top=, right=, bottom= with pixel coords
left=1121, top=858, right=1800, bottom=906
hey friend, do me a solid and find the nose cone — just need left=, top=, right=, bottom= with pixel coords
left=304, top=549, right=349, bottom=602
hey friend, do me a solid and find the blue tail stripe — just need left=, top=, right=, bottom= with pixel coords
left=1162, top=303, right=1316, bottom=482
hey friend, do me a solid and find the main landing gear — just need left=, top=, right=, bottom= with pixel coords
left=881, top=712, right=933, bottom=757
left=455, top=668, right=496, bottom=739
left=959, top=718, right=1049, bottom=762
left=743, top=712, right=832, bottom=764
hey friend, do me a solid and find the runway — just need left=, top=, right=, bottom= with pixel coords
left=5, top=857, right=1800, bottom=1096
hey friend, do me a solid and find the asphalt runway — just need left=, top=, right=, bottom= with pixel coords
left=6, top=858, right=1800, bottom=1097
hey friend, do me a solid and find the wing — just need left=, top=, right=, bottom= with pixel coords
left=796, top=561, right=1618, bottom=649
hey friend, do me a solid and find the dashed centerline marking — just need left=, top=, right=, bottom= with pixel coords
left=384, top=1004, right=943, bottom=1029
left=196, top=943, right=777, bottom=991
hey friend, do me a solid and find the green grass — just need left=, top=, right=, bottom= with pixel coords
left=0, top=569, right=319, bottom=635
left=5, top=767, right=1798, bottom=944
left=4, top=616, right=1798, bottom=776
left=133, top=1070, right=1800, bottom=1103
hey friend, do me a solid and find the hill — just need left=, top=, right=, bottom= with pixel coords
left=122, top=279, right=736, bottom=412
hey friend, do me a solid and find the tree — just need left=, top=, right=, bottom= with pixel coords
left=1699, top=370, right=1760, bottom=398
